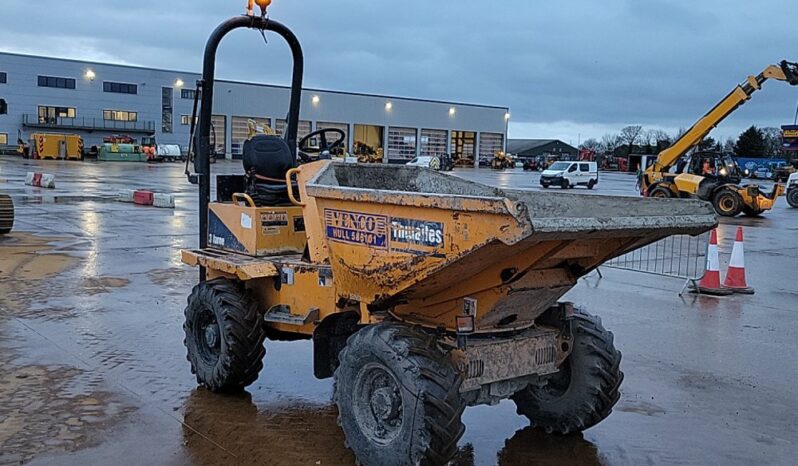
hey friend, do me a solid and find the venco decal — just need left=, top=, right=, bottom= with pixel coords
left=324, top=209, right=388, bottom=248
left=390, top=217, right=444, bottom=248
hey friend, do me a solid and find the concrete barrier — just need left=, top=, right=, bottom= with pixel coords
left=153, top=193, right=176, bottom=209
left=25, top=172, right=56, bottom=188
left=117, top=189, right=175, bottom=209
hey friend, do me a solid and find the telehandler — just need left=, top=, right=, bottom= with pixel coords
left=641, top=61, right=798, bottom=216
left=180, top=3, right=717, bottom=465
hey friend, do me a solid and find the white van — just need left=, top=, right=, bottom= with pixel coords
left=540, top=161, right=599, bottom=189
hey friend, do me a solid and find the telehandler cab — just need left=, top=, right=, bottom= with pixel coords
left=180, top=4, right=717, bottom=465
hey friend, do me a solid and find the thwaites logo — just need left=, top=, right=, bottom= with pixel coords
left=390, top=217, right=445, bottom=248
left=324, top=209, right=388, bottom=249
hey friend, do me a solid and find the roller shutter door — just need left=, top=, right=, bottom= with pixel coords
left=231, top=116, right=271, bottom=158
left=276, top=119, right=312, bottom=140
left=387, top=127, right=417, bottom=162
left=211, top=115, right=227, bottom=157
left=479, top=133, right=504, bottom=164
left=316, top=121, right=349, bottom=150
left=419, top=129, right=447, bottom=157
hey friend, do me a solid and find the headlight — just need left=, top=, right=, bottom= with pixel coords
left=719, top=168, right=728, bottom=176
left=744, top=169, right=750, bottom=176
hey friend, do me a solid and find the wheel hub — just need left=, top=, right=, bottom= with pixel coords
left=204, top=324, right=220, bottom=348
left=353, top=364, right=403, bottom=445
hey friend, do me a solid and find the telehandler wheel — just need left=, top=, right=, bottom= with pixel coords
left=0, top=194, right=13, bottom=235
left=648, top=186, right=673, bottom=198
left=512, top=308, right=622, bottom=435
left=183, top=278, right=266, bottom=393
left=712, top=188, right=743, bottom=217
left=787, top=189, right=798, bottom=208
left=334, top=323, right=466, bottom=466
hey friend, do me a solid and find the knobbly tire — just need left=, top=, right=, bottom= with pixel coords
left=0, top=194, right=13, bottom=235
left=648, top=186, right=673, bottom=198
left=512, top=308, right=623, bottom=435
left=184, top=278, right=266, bottom=393
left=712, top=188, right=743, bottom=217
left=334, top=323, right=466, bottom=466
left=787, top=188, right=798, bottom=208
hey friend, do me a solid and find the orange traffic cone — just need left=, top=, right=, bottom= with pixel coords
left=722, top=227, right=755, bottom=294
left=692, top=229, right=732, bottom=296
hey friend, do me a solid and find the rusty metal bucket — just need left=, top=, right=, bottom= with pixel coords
left=298, top=161, right=717, bottom=332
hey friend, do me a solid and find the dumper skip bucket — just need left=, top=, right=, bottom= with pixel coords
left=300, top=162, right=716, bottom=332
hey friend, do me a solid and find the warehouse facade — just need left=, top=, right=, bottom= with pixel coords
left=0, top=52, right=509, bottom=165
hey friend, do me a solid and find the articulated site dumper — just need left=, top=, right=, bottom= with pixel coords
left=180, top=5, right=718, bottom=466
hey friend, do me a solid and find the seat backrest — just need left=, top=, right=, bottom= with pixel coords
left=243, top=135, right=294, bottom=184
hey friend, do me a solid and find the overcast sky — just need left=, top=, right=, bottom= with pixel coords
left=1, top=0, right=796, bottom=144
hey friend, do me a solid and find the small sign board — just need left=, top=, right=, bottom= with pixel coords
left=782, top=125, right=798, bottom=151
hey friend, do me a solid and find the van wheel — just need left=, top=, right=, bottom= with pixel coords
left=587, top=180, right=596, bottom=190
left=560, top=179, right=569, bottom=189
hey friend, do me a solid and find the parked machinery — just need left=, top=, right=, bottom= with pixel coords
left=30, top=133, right=83, bottom=160
left=642, top=61, right=798, bottom=216
left=178, top=5, right=717, bottom=465
left=787, top=172, right=798, bottom=208
left=491, top=150, right=515, bottom=169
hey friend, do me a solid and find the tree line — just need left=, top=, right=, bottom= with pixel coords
left=580, top=125, right=787, bottom=159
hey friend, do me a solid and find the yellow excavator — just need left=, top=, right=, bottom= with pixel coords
left=642, top=61, right=798, bottom=216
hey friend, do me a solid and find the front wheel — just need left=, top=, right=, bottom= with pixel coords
left=184, top=278, right=266, bottom=393
left=712, top=188, right=743, bottom=217
left=334, top=323, right=465, bottom=466
left=512, top=308, right=623, bottom=435
left=560, top=179, right=570, bottom=189
left=787, top=188, right=798, bottom=208
left=648, top=186, right=673, bottom=198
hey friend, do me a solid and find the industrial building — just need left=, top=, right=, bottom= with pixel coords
left=507, top=139, right=578, bottom=160
left=0, top=52, right=509, bottom=165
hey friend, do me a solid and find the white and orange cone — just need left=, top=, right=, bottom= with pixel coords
left=693, top=229, right=732, bottom=296
left=722, top=226, right=755, bottom=294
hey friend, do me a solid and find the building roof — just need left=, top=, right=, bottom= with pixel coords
left=507, top=139, right=568, bottom=154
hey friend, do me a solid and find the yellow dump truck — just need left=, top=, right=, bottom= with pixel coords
left=31, top=133, right=83, bottom=160
left=178, top=6, right=718, bottom=466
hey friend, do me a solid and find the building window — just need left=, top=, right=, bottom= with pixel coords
left=162, top=87, right=173, bottom=133
left=180, top=115, right=197, bottom=125
left=38, top=75, right=76, bottom=89
left=103, top=110, right=138, bottom=122
left=38, top=106, right=76, bottom=124
left=0, top=99, right=7, bottom=115
left=181, top=89, right=200, bottom=100
left=0, top=134, right=7, bottom=145
left=0, top=72, right=7, bottom=84
left=103, top=81, right=138, bottom=95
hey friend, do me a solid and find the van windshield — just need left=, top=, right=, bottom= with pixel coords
left=549, top=162, right=571, bottom=171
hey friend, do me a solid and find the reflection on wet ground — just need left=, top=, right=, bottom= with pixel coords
left=1, top=159, right=797, bottom=465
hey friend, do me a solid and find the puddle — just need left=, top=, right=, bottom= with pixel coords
left=81, top=277, right=130, bottom=295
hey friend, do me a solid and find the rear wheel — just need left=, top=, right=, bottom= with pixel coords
left=512, top=308, right=622, bottom=435
left=184, top=278, right=266, bottom=393
left=787, top=188, right=798, bottom=208
left=712, top=188, right=743, bottom=217
left=0, top=194, right=13, bottom=235
left=648, top=186, right=673, bottom=198
left=334, top=323, right=465, bottom=466
left=587, top=180, right=596, bottom=190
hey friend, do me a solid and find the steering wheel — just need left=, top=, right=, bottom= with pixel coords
left=298, top=128, right=346, bottom=162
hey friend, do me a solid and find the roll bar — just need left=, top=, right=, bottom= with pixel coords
left=194, top=15, right=304, bottom=269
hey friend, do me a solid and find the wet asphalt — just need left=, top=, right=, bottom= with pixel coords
left=0, top=157, right=796, bottom=466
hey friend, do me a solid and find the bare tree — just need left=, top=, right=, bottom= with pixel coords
left=761, top=127, right=783, bottom=157
left=600, top=133, right=621, bottom=153
left=580, top=138, right=602, bottom=153
left=647, top=129, right=672, bottom=151
left=618, top=125, right=644, bottom=155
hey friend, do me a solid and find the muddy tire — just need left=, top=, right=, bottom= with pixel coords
left=712, top=188, right=743, bottom=217
left=648, top=186, right=673, bottom=198
left=512, top=308, right=623, bottom=435
left=334, top=323, right=465, bottom=466
left=787, top=188, right=798, bottom=208
left=184, top=278, right=266, bottom=393
left=0, top=194, right=13, bottom=235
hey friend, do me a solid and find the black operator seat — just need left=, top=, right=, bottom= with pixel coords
left=242, top=134, right=297, bottom=206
